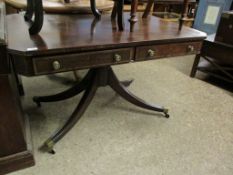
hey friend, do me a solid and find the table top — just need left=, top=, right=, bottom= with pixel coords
left=6, top=12, right=206, bottom=57
left=5, top=0, right=113, bottom=13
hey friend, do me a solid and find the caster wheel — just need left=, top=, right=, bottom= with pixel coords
left=40, top=140, right=56, bottom=154
left=164, top=113, right=170, bottom=118
left=33, top=97, right=41, bottom=107
left=48, top=149, right=56, bottom=154
left=163, top=108, right=169, bottom=118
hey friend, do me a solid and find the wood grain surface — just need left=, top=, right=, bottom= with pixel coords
left=6, top=12, right=206, bottom=56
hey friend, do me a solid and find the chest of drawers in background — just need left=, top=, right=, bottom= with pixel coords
left=215, top=11, right=233, bottom=46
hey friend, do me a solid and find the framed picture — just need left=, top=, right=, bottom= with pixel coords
left=193, top=0, right=233, bottom=34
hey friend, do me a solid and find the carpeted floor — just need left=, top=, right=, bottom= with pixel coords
left=11, top=55, right=233, bottom=175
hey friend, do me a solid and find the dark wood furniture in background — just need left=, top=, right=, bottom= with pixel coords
left=215, top=11, right=233, bottom=46
left=0, top=3, right=34, bottom=175
left=23, top=0, right=109, bottom=34
left=191, top=11, right=233, bottom=83
left=141, top=0, right=197, bottom=27
left=5, top=0, right=114, bottom=14
left=153, top=0, right=197, bottom=17
left=142, top=0, right=192, bottom=29
left=190, top=34, right=233, bottom=83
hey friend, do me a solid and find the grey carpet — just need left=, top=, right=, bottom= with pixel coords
left=11, top=55, right=233, bottom=175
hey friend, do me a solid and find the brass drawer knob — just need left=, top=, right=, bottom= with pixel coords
left=187, top=45, right=195, bottom=53
left=148, top=49, right=155, bottom=57
left=52, top=61, right=61, bottom=70
left=114, top=54, right=122, bottom=62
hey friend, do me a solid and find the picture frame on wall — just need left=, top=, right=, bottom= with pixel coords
left=193, top=0, right=233, bottom=34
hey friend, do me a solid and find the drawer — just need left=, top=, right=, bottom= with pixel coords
left=135, top=42, right=202, bottom=61
left=33, top=48, right=133, bottom=75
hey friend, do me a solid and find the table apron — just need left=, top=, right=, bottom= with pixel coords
left=12, top=41, right=203, bottom=76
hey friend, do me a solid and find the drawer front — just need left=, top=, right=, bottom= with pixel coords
left=33, top=48, right=133, bottom=75
left=135, top=42, right=202, bottom=61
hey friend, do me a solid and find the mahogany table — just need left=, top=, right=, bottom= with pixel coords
left=0, top=9, right=206, bottom=174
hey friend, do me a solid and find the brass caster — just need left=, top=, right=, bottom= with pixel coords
left=163, top=108, right=170, bottom=118
left=40, top=139, right=56, bottom=154
left=48, top=149, right=56, bottom=155
left=33, top=97, right=41, bottom=107
left=164, top=113, right=170, bottom=118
